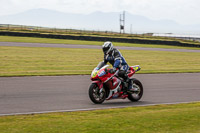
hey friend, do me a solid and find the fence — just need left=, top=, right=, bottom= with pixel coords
left=153, top=33, right=200, bottom=43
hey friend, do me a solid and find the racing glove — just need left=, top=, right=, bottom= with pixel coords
left=109, top=67, right=116, bottom=74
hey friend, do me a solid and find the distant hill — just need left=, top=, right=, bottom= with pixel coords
left=0, top=8, right=199, bottom=34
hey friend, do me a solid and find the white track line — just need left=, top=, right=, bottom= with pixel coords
left=0, top=101, right=199, bottom=116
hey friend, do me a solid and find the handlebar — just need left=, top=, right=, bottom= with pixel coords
left=104, top=70, right=119, bottom=83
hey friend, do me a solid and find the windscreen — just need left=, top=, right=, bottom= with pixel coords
left=96, top=61, right=105, bottom=70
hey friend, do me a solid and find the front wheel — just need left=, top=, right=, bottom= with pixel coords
left=128, top=78, right=143, bottom=102
left=89, top=83, right=106, bottom=104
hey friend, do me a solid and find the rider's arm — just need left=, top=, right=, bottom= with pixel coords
left=113, top=49, right=122, bottom=69
left=110, top=59, right=121, bottom=73
left=113, top=59, right=121, bottom=68
left=103, top=54, right=108, bottom=65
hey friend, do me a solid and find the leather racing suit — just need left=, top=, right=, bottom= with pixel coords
left=103, top=48, right=132, bottom=90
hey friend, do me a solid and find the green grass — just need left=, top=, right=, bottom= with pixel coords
left=0, top=36, right=200, bottom=50
left=1, top=46, right=200, bottom=76
left=0, top=102, right=200, bottom=133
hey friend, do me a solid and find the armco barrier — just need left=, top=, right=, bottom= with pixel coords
left=0, top=31, right=199, bottom=47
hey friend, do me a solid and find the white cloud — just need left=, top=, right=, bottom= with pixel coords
left=0, top=0, right=200, bottom=25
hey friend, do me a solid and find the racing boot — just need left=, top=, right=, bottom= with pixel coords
left=120, top=71, right=133, bottom=92
left=123, top=75, right=132, bottom=92
left=127, top=78, right=133, bottom=91
left=127, top=78, right=140, bottom=92
left=126, top=76, right=139, bottom=92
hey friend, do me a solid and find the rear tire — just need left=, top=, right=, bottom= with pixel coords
left=127, top=78, right=143, bottom=102
left=89, top=83, right=106, bottom=104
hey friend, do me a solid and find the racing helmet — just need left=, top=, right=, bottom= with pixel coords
left=102, top=41, right=113, bottom=54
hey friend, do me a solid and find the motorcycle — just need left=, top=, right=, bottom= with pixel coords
left=89, top=62, right=143, bottom=104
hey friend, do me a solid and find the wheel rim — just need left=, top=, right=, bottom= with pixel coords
left=130, top=83, right=141, bottom=99
left=92, top=86, right=105, bottom=102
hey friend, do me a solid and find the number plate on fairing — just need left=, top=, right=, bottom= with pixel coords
left=98, top=70, right=106, bottom=77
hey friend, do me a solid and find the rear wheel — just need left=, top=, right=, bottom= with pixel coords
left=127, top=78, right=143, bottom=102
left=89, top=83, right=106, bottom=104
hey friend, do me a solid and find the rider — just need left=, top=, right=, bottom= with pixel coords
left=102, top=41, right=133, bottom=91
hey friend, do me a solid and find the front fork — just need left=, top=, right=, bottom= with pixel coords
left=92, top=80, right=103, bottom=92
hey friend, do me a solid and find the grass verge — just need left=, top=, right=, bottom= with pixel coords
left=1, top=46, right=200, bottom=76
left=0, top=102, right=200, bottom=133
left=0, top=36, right=200, bottom=50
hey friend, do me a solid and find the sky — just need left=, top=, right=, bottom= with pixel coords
left=0, top=0, right=200, bottom=25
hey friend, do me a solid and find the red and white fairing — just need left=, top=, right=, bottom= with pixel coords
left=89, top=62, right=142, bottom=103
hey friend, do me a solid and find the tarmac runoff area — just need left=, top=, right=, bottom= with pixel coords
left=0, top=42, right=200, bottom=116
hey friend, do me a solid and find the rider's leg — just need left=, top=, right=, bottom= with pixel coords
left=118, top=65, right=133, bottom=90
left=124, top=73, right=133, bottom=90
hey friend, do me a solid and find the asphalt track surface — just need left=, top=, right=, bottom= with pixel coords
left=0, top=73, right=200, bottom=116
left=0, top=42, right=200, bottom=116
left=1, top=42, right=200, bottom=53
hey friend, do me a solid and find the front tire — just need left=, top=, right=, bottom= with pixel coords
left=127, top=78, right=143, bottom=102
left=89, top=83, right=106, bottom=104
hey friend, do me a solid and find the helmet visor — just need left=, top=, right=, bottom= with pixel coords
left=103, top=47, right=110, bottom=54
